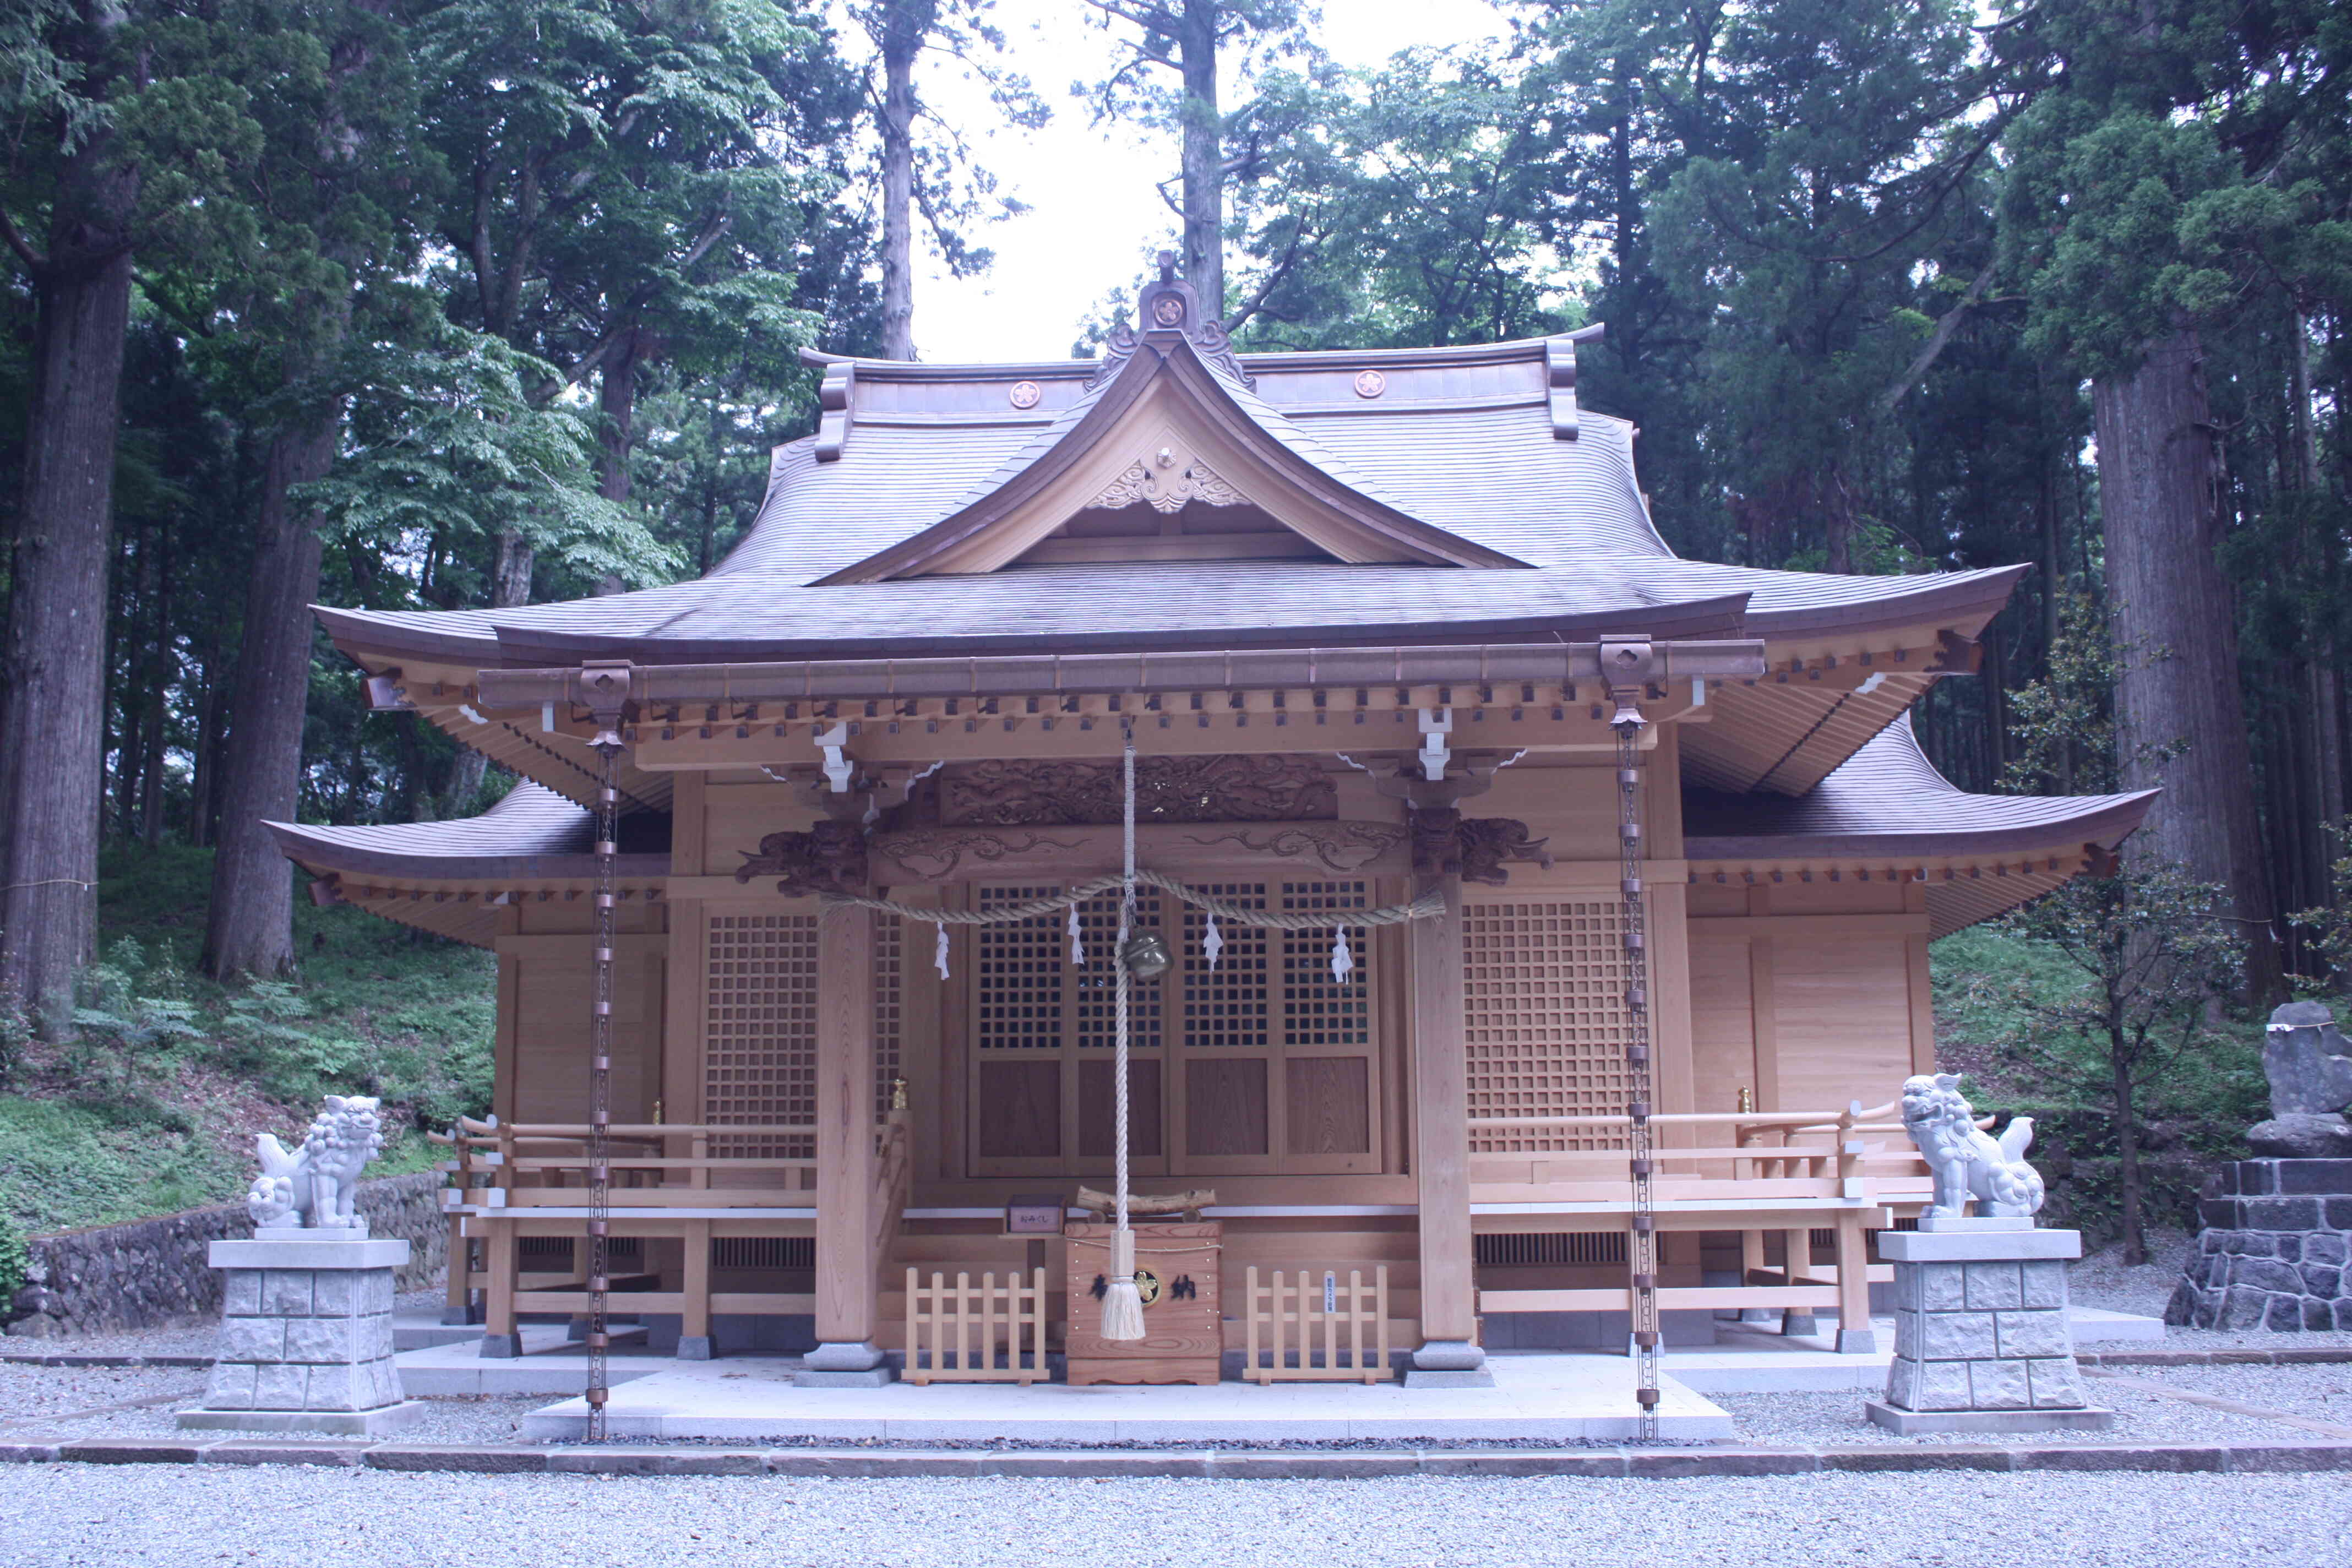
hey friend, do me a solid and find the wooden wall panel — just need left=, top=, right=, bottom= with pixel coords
left=1186, top=1058, right=1269, bottom=1156
left=1078, top=1058, right=1164, bottom=1158
left=1767, top=937, right=1915, bottom=1112
left=511, top=953, right=660, bottom=1123
left=1285, top=1057, right=1370, bottom=1154
left=1687, top=935, right=1757, bottom=1115
left=977, top=1060, right=1061, bottom=1158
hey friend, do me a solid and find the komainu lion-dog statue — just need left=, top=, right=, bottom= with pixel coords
left=245, top=1095, right=386, bottom=1231
left=1900, top=1073, right=2045, bottom=1219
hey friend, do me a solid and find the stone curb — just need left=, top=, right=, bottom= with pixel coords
left=0, top=1354, right=215, bottom=1368
left=2077, top=1349, right=2352, bottom=1366
left=11, top=1347, right=2349, bottom=1372
left=1, top=1438, right=2349, bottom=1478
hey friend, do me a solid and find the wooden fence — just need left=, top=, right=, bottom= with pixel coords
left=904, top=1268, right=1050, bottom=1385
left=1241, top=1266, right=1392, bottom=1384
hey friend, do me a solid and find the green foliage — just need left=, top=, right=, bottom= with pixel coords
left=1933, top=923, right=2264, bottom=1242
left=0, top=1212, right=25, bottom=1307
left=0, top=843, right=498, bottom=1238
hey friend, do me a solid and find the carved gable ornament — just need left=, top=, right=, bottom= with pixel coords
left=1091, top=446, right=1246, bottom=514
left=941, top=755, right=1335, bottom=827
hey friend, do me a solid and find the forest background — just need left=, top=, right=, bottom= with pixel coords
left=0, top=0, right=2344, bottom=1264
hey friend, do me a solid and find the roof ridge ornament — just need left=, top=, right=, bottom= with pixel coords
left=1086, top=251, right=1256, bottom=391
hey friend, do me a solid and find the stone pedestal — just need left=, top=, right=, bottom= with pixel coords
left=177, top=1235, right=422, bottom=1436
left=1864, top=1226, right=2113, bottom=1435
left=795, top=1340, right=894, bottom=1387
left=2168, top=1158, right=2352, bottom=1330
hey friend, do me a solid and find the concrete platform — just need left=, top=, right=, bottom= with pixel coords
left=177, top=1401, right=426, bottom=1436
left=394, top=1326, right=663, bottom=1397
left=517, top=1354, right=1736, bottom=1444
left=1864, top=1400, right=2117, bottom=1435
left=392, top=1313, right=485, bottom=1352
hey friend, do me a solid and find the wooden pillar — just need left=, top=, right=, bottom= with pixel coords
left=1408, top=865, right=1484, bottom=1376
left=1832, top=1210, right=1876, bottom=1353
left=809, top=906, right=882, bottom=1368
left=1780, top=1225, right=1819, bottom=1336
left=679, top=1218, right=713, bottom=1359
left=480, top=1223, right=520, bottom=1357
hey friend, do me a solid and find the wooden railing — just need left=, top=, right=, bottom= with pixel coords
left=1242, top=1266, right=1392, bottom=1385
left=1465, top=1097, right=1938, bottom=1346
left=439, top=1117, right=819, bottom=1207
left=1466, top=1099, right=1932, bottom=1208
left=904, top=1268, right=1049, bottom=1384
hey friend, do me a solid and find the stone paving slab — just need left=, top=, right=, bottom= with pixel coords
left=513, top=1352, right=1735, bottom=1444
left=2, top=1435, right=2350, bottom=1478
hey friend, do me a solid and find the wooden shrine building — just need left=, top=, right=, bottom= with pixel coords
left=272, top=265, right=2152, bottom=1385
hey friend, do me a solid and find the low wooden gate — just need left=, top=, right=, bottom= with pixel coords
left=1242, top=1265, right=1391, bottom=1384
left=904, top=1268, right=1049, bottom=1385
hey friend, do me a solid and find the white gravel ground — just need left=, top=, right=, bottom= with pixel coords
left=2099, top=1363, right=2352, bottom=1427
left=1, top=1466, right=2347, bottom=1568
left=1718, top=1379, right=2311, bottom=1446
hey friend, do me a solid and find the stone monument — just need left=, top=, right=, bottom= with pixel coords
left=1865, top=1074, right=2113, bottom=1434
left=2168, top=1001, right=2352, bottom=1330
left=178, top=1096, right=422, bottom=1435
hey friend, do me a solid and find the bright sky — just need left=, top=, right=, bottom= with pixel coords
left=893, top=0, right=1509, bottom=363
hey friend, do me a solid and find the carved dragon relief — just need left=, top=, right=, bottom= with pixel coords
left=941, top=755, right=1335, bottom=827
left=733, top=819, right=869, bottom=897
left=1409, top=808, right=1555, bottom=886
left=1181, top=821, right=1407, bottom=872
left=870, top=829, right=1085, bottom=881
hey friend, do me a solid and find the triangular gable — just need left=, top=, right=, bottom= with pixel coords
left=814, top=331, right=1530, bottom=584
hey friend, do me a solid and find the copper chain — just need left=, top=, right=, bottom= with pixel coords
left=1618, top=716, right=1660, bottom=1443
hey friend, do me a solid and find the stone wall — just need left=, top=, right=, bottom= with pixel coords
left=3, top=1173, right=444, bottom=1339
left=2169, top=1158, right=2352, bottom=1331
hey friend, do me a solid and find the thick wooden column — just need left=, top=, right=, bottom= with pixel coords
left=809, top=906, right=881, bottom=1366
left=1408, top=867, right=1484, bottom=1376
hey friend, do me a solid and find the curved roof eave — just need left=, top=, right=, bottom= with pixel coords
left=1683, top=791, right=2157, bottom=862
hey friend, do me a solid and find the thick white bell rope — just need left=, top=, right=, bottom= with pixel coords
left=1099, top=725, right=1147, bottom=1342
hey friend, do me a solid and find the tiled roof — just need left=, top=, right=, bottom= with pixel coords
left=265, top=782, right=667, bottom=881
left=313, top=331, right=2025, bottom=667
left=1684, top=713, right=2155, bottom=859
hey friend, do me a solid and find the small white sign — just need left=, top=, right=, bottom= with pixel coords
left=1323, top=1272, right=1337, bottom=1313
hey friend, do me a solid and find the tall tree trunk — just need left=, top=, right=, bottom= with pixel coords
left=876, top=0, right=922, bottom=360
left=0, top=134, right=137, bottom=1033
left=138, top=521, right=168, bottom=847
left=592, top=328, right=639, bottom=597
left=2112, top=1042, right=2144, bottom=1266
left=203, top=413, right=339, bottom=979
left=2095, top=328, right=2284, bottom=1001
left=445, top=527, right=535, bottom=815
left=1176, top=0, right=1221, bottom=319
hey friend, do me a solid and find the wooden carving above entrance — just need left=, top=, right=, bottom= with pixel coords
left=940, top=755, right=1335, bottom=827
left=733, top=819, right=869, bottom=897
left=1409, top=808, right=1555, bottom=885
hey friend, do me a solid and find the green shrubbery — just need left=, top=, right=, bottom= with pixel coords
left=0, top=845, right=494, bottom=1237
left=1931, top=923, right=2264, bottom=1248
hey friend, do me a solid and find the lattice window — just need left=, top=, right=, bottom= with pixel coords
left=1182, top=883, right=1267, bottom=1047
left=1280, top=881, right=1370, bottom=1048
left=874, top=912, right=903, bottom=1118
left=705, top=912, right=818, bottom=1158
left=976, top=886, right=1062, bottom=1049
left=1074, top=893, right=1163, bottom=1050
left=1463, top=900, right=1637, bottom=1152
